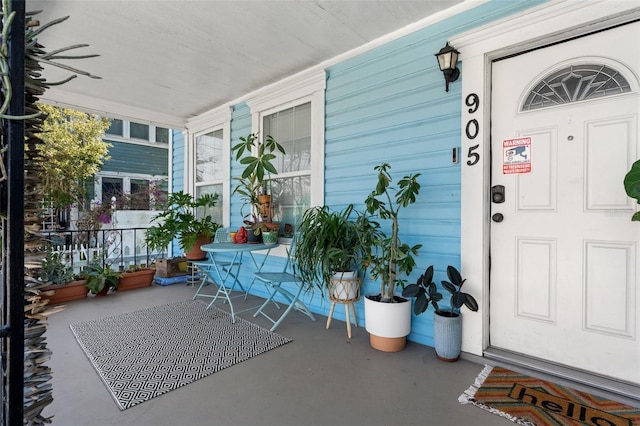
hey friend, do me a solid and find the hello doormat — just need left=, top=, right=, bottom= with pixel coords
left=70, top=300, right=291, bottom=410
left=459, top=365, right=640, bottom=426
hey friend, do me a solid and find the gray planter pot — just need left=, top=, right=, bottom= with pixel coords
left=433, top=311, right=462, bottom=361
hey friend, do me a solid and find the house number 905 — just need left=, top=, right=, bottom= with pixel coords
left=465, top=93, right=480, bottom=166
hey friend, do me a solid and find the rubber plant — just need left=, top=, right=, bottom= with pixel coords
left=363, top=163, right=422, bottom=303
left=402, top=265, right=479, bottom=316
left=623, top=159, right=640, bottom=221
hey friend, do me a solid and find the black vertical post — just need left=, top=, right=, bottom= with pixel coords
left=6, top=0, right=25, bottom=424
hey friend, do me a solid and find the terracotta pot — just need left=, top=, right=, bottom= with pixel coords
left=41, top=279, right=88, bottom=304
left=118, top=268, right=156, bottom=291
left=184, top=234, right=211, bottom=260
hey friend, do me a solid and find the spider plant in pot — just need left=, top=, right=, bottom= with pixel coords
left=144, top=191, right=221, bottom=260
left=295, top=204, right=379, bottom=299
left=402, top=265, right=478, bottom=361
left=362, top=163, right=422, bottom=352
left=232, top=133, right=286, bottom=237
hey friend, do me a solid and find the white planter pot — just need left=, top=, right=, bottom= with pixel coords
left=330, top=271, right=358, bottom=300
left=364, top=294, right=411, bottom=352
left=364, top=294, right=411, bottom=338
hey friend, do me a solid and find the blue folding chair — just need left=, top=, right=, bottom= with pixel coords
left=192, top=228, right=245, bottom=302
left=252, top=241, right=316, bottom=331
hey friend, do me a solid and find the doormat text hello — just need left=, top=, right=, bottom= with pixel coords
left=509, top=383, right=630, bottom=426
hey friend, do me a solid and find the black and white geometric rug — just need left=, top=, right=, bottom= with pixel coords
left=70, top=300, right=292, bottom=410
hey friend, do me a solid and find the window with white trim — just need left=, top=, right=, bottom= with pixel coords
left=262, top=102, right=311, bottom=230
left=246, top=70, right=326, bottom=237
left=195, top=129, right=224, bottom=225
left=95, top=174, right=168, bottom=211
left=105, top=118, right=171, bottom=145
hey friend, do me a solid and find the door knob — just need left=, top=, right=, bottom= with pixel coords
left=492, top=213, right=504, bottom=223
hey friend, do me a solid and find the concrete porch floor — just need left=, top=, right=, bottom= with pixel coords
left=40, top=282, right=512, bottom=426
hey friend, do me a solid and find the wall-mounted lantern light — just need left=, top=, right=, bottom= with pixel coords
left=435, top=42, right=460, bottom=92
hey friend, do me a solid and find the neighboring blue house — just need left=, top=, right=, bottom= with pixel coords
left=170, top=0, right=640, bottom=394
left=92, top=118, right=170, bottom=209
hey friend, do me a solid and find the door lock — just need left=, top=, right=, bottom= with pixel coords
left=491, top=185, right=505, bottom=203
left=492, top=213, right=504, bottom=223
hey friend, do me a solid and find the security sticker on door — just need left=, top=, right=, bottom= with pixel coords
left=502, top=137, right=531, bottom=174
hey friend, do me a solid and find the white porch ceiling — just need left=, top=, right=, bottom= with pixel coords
left=27, top=0, right=466, bottom=129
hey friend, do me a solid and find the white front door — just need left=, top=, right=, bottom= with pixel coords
left=490, top=22, right=640, bottom=385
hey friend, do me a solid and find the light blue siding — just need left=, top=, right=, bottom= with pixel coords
left=170, top=130, right=185, bottom=257
left=174, top=0, right=549, bottom=344
left=323, top=0, right=548, bottom=345
left=172, top=130, right=185, bottom=191
left=230, top=103, right=252, bottom=230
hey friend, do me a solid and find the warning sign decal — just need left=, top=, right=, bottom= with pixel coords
left=503, top=137, right=531, bottom=175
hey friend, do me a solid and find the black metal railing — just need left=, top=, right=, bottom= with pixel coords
left=40, top=227, right=165, bottom=273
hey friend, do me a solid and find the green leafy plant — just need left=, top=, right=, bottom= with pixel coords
left=624, top=159, right=640, bottom=221
left=39, top=249, right=75, bottom=285
left=144, top=191, right=221, bottom=253
left=231, top=133, right=285, bottom=228
left=37, top=104, right=112, bottom=210
left=401, top=265, right=442, bottom=315
left=363, top=163, right=422, bottom=303
left=402, top=265, right=478, bottom=316
left=82, top=263, right=120, bottom=294
left=295, top=204, right=380, bottom=291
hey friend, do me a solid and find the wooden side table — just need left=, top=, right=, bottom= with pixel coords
left=326, top=277, right=361, bottom=338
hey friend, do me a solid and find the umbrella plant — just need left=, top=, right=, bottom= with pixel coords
left=363, top=163, right=422, bottom=303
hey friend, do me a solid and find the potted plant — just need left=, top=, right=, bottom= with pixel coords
left=402, top=265, right=478, bottom=361
left=362, top=163, right=422, bottom=352
left=39, top=249, right=89, bottom=304
left=231, top=133, right=286, bottom=239
left=295, top=204, right=378, bottom=299
left=118, top=264, right=156, bottom=291
left=145, top=191, right=221, bottom=259
left=624, top=158, right=640, bottom=220
left=261, top=225, right=279, bottom=245
left=82, top=262, right=121, bottom=296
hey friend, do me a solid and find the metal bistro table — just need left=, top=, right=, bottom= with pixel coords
left=194, top=241, right=279, bottom=322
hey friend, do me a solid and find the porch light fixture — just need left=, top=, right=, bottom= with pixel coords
left=435, top=42, right=460, bottom=92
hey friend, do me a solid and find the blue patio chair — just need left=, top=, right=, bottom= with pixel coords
left=192, top=227, right=245, bottom=301
left=252, top=241, right=316, bottom=331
